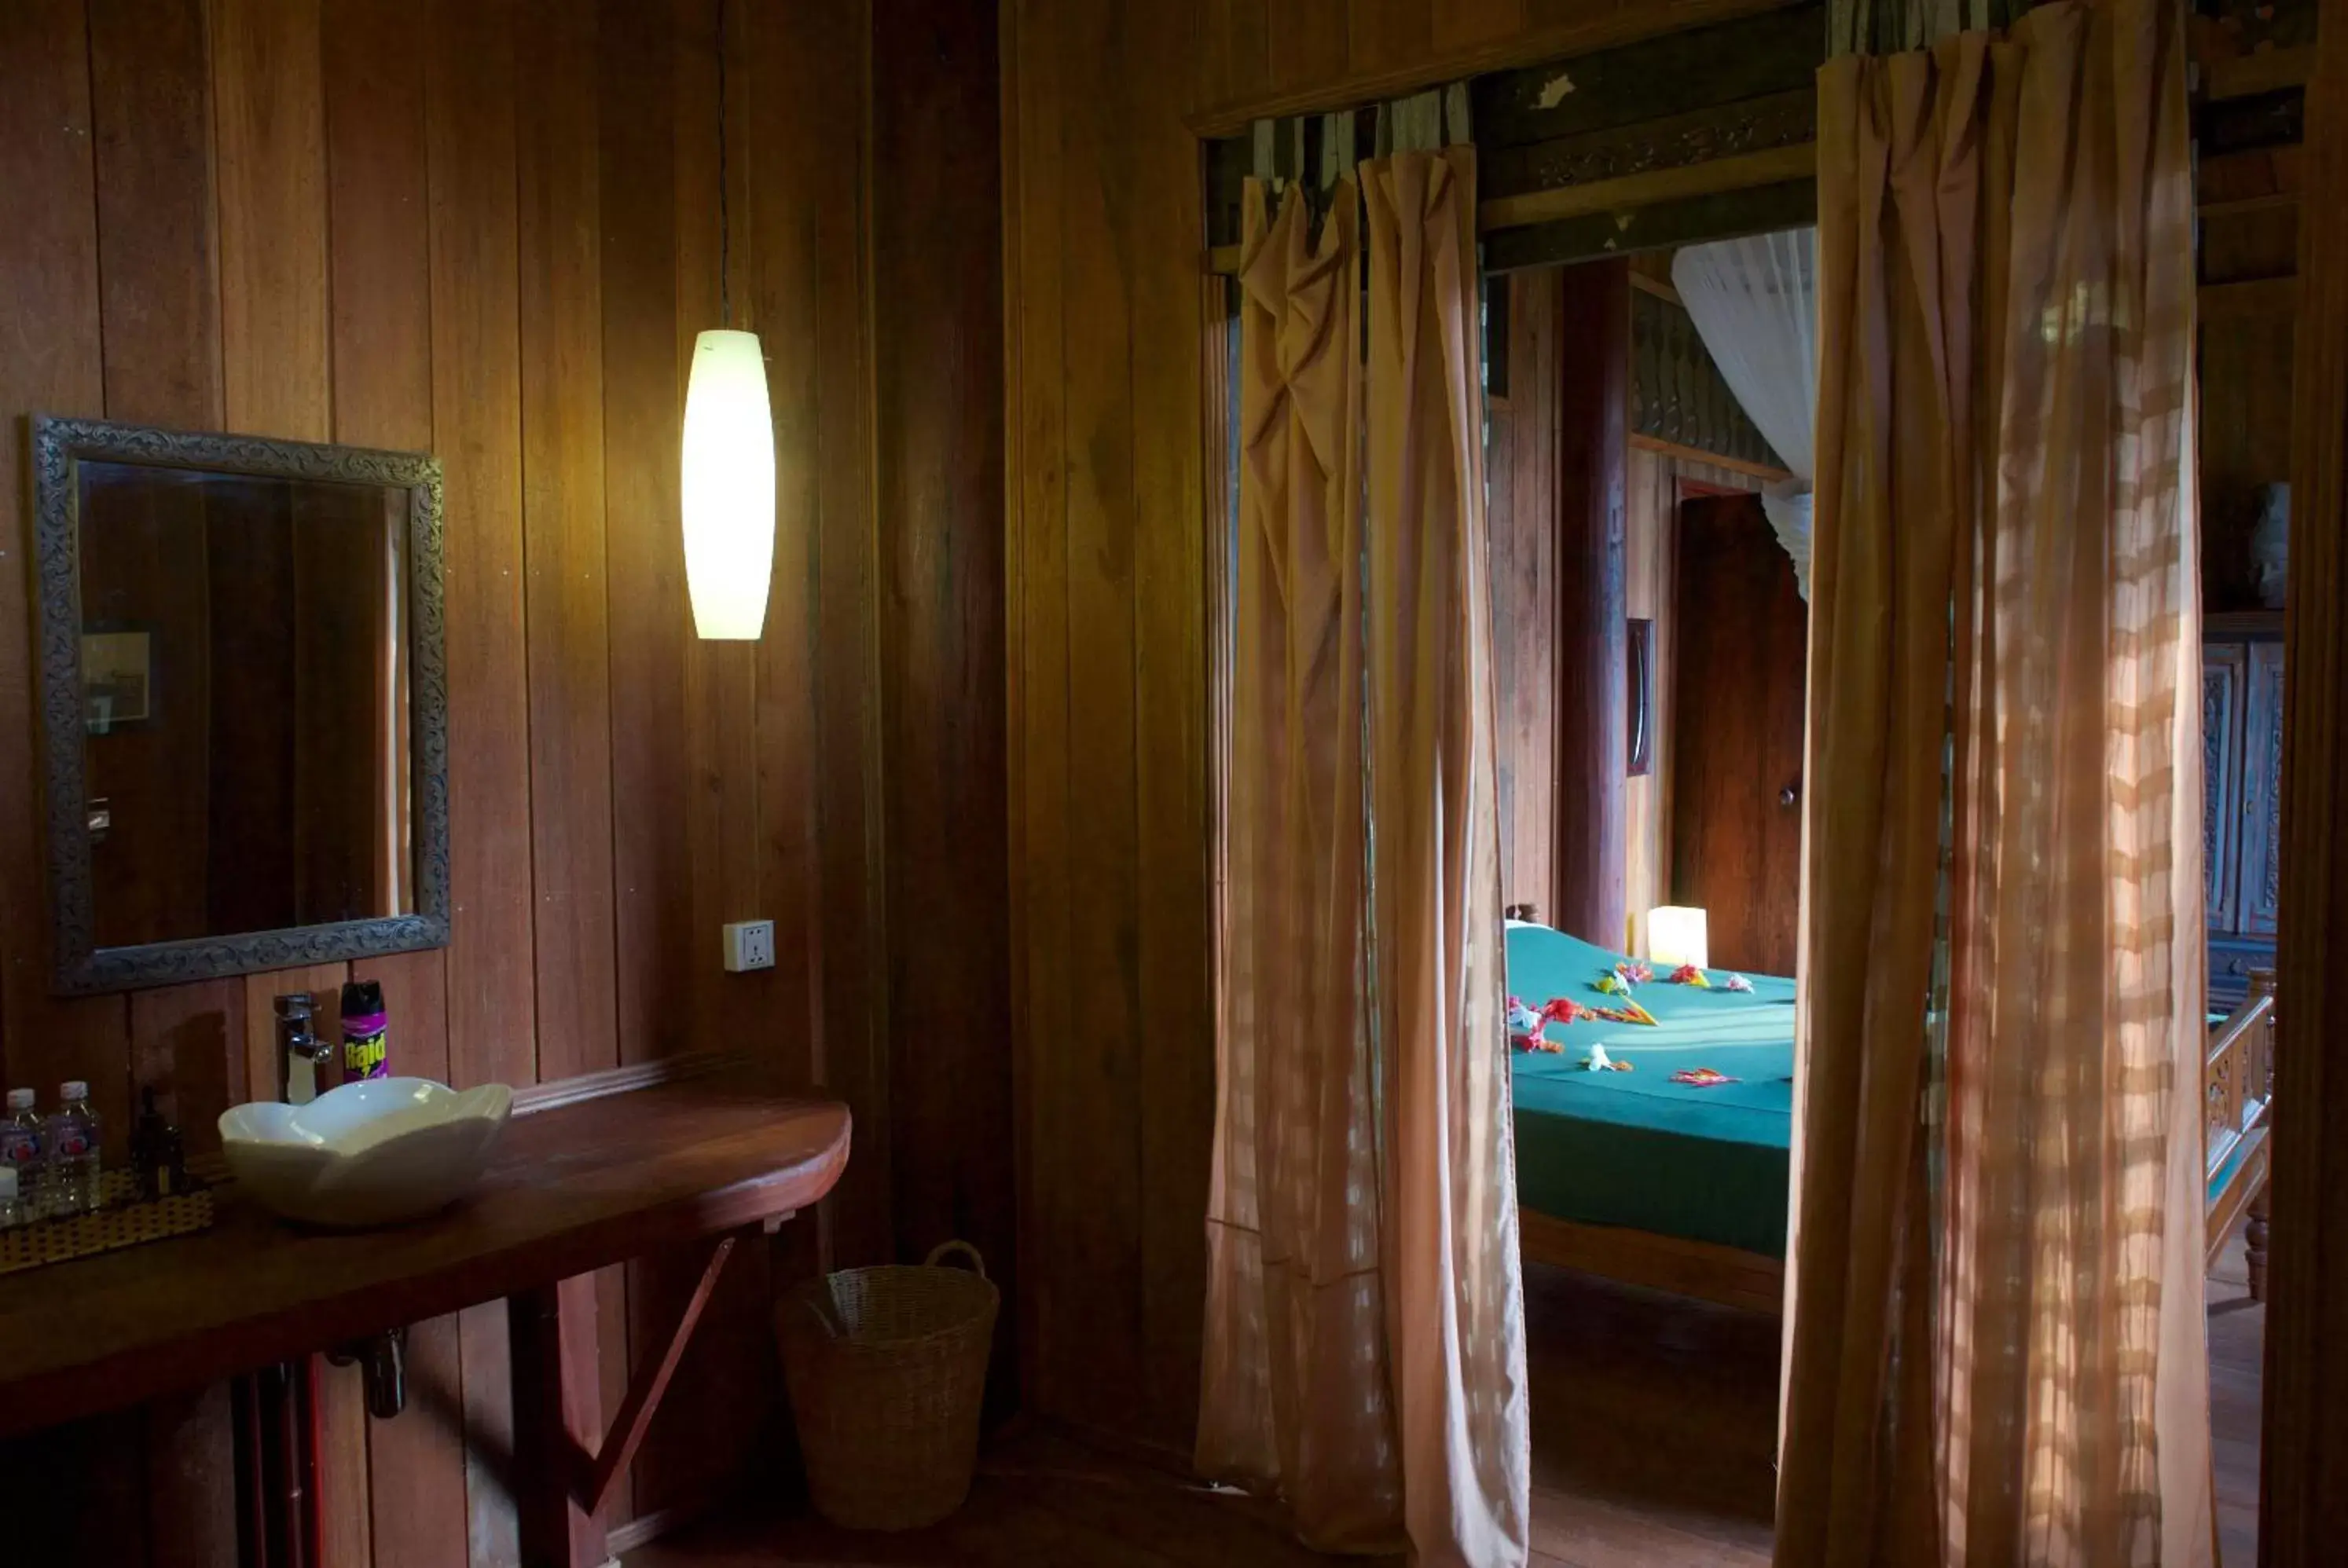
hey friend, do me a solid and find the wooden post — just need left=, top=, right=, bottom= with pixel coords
left=509, top=1277, right=607, bottom=1568
left=2247, top=967, right=2277, bottom=1302
left=1551, top=258, right=1631, bottom=947
left=2266, top=8, right=2348, bottom=1561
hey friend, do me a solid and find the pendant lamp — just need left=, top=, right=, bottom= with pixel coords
left=681, top=2, right=773, bottom=640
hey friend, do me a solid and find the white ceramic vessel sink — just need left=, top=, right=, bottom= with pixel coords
left=219, top=1077, right=513, bottom=1229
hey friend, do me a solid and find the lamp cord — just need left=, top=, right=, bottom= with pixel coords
left=717, top=0, right=731, bottom=328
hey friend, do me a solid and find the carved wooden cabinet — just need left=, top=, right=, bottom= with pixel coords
left=2205, top=613, right=2284, bottom=1008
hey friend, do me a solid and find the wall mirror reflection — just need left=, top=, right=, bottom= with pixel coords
left=28, top=417, right=448, bottom=993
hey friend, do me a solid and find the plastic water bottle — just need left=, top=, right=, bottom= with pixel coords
left=0, top=1088, right=42, bottom=1219
left=0, top=1167, right=23, bottom=1228
left=46, top=1081, right=101, bottom=1215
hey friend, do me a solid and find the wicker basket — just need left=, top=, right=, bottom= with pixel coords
left=776, top=1239, right=999, bottom=1531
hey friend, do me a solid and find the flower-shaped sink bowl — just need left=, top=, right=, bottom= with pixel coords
left=220, top=1077, right=513, bottom=1229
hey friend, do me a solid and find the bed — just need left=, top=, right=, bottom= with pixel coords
left=1503, top=920, right=2278, bottom=1314
left=1504, top=921, right=1792, bottom=1313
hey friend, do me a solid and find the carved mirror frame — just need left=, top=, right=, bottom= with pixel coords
left=26, top=415, right=450, bottom=994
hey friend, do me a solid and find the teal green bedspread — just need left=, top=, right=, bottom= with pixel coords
left=1506, top=924, right=1796, bottom=1258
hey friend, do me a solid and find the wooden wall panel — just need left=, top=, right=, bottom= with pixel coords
left=1125, top=0, right=1219, bottom=1450
left=0, top=0, right=123, bottom=1173
left=213, top=0, right=329, bottom=445
left=427, top=0, right=534, bottom=1101
left=0, top=2, right=1007, bottom=1563
left=1003, top=0, right=1221, bottom=1456
left=871, top=0, right=1018, bottom=1414
left=89, top=0, right=219, bottom=431
left=517, top=0, right=617, bottom=1100
left=800, top=0, right=896, bottom=1283
left=424, top=9, right=533, bottom=1559
left=598, top=0, right=695, bottom=1084
left=1053, top=0, right=1150, bottom=1442
left=84, top=9, right=249, bottom=1562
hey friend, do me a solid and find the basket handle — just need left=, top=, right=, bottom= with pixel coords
left=923, top=1239, right=987, bottom=1279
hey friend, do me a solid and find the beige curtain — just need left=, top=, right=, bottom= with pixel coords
left=1201, top=149, right=1531, bottom=1566
left=1199, top=175, right=1402, bottom=1553
left=1362, top=146, right=1532, bottom=1568
left=1780, top=2, right=2209, bottom=1564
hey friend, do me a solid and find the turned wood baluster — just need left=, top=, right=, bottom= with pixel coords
left=2246, top=967, right=2276, bottom=1302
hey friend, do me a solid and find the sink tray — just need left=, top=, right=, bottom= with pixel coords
left=0, top=1156, right=228, bottom=1275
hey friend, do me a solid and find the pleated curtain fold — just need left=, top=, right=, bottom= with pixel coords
left=1779, top=2, right=2210, bottom=1563
left=1362, top=147, right=1532, bottom=1568
left=1201, top=149, right=1531, bottom=1567
left=1201, top=174, right=1400, bottom=1554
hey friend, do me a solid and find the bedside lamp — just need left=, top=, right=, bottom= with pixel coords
left=1648, top=906, right=1710, bottom=970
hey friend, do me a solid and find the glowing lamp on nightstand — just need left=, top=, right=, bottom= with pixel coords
left=1647, top=906, right=1710, bottom=971
left=681, top=328, right=775, bottom=639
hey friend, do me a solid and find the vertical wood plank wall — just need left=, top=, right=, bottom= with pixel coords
left=0, top=0, right=1008, bottom=1561
left=1490, top=273, right=1762, bottom=951
left=1003, top=0, right=1796, bottom=1459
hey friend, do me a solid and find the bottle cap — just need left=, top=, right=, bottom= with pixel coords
left=0, top=1167, right=17, bottom=1198
left=61, top=1080, right=88, bottom=1101
left=5, top=1088, right=31, bottom=1112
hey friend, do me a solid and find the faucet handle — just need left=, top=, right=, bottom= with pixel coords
left=275, top=993, right=325, bottom=1061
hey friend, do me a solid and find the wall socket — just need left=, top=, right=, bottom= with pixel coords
left=721, top=919, right=776, bottom=973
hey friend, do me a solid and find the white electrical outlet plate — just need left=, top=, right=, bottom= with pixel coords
left=721, top=919, right=776, bottom=973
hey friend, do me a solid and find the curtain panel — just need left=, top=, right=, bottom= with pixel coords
left=1200, top=175, right=1400, bottom=1553
left=1363, top=146, right=1532, bottom=1568
left=1780, top=2, right=2209, bottom=1564
left=1202, top=143, right=1531, bottom=1568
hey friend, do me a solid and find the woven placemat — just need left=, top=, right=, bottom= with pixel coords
left=0, top=1154, right=229, bottom=1275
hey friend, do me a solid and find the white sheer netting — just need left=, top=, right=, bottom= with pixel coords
left=1671, top=229, right=1818, bottom=598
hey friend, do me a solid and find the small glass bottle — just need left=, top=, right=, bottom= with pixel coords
left=46, top=1081, right=101, bottom=1215
left=1, top=1088, right=44, bottom=1220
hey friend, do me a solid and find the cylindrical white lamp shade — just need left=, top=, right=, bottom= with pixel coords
left=1647, top=905, right=1710, bottom=970
left=681, top=328, right=776, bottom=639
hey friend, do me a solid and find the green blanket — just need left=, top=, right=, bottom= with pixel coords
left=1506, top=923, right=1796, bottom=1258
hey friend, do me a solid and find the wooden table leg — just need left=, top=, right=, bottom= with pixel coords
left=511, top=1277, right=609, bottom=1568
left=510, top=1235, right=741, bottom=1568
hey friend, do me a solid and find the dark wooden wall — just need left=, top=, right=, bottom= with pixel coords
left=871, top=0, right=1018, bottom=1414
left=0, top=0, right=1007, bottom=1561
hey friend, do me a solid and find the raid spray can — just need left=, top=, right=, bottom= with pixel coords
left=341, top=980, right=390, bottom=1081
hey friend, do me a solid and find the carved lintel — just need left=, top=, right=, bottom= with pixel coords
left=1486, top=89, right=1818, bottom=201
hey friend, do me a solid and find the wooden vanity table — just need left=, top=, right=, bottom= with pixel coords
left=0, top=1070, right=851, bottom=1568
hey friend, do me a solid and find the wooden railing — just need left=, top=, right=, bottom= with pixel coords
left=2207, top=968, right=2276, bottom=1299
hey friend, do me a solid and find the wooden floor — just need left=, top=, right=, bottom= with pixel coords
left=2210, top=1227, right=2265, bottom=1568
left=630, top=1240, right=2264, bottom=1568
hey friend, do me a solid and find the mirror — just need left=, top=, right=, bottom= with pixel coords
left=28, top=416, right=448, bottom=993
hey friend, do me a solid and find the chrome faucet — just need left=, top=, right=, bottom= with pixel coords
left=275, top=993, right=328, bottom=1106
